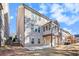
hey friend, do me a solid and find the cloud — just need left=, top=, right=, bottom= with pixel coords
left=50, top=3, right=79, bottom=26
left=38, top=4, right=48, bottom=14
left=10, top=16, right=14, bottom=20
left=9, top=16, right=14, bottom=24
left=63, top=28, right=78, bottom=35
left=38, top=3, right=79, bottom=26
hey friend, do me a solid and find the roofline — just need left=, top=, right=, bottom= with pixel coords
left=21, top=4, right=53, bottom=21
left=60, top=28, right=71, bottom=35
left=42, top=21, right=52, bottom=26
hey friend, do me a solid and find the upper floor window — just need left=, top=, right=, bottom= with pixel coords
left=43, top=27, right=45, bottom=32
left=31, top=24, right=34, bottom=27
left=38, top=27, right=40, bottom=33
left=49, top=24, right=51, bottom=30
left=31, top=24, right=34, bottom=30
left=46, top=25, right=48, bottom=30
left=35, top=28, right=37, bottom=32
left=32, top=14, right=37, bottom=22
left=24, top=17, right=30, bottom=24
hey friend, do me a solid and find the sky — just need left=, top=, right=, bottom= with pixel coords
left=9, top=3, right=79, bottom=35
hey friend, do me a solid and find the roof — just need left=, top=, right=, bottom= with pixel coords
left=74, top=35, right=79, bottom=37
left=21, top=4, right=54, bottom=21
left=60, top=28, right=71, bottom=35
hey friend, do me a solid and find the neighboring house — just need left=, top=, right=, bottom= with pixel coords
left=61, top=29, right=76, bottom=45
left=0, top=3, right=9, bottom=46
left=74, top=35, right=79, bottom=43
left=16, top=4, right=73, bottom=48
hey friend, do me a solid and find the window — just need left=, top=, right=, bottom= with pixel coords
left=24, top=17, right=30, bottom=24
left=35, top=29, right=37, bottom=32
left=43, top=27, right=45, bottom=32
left=46, top=25, right=48, bottom=30
left=49, top=24, right=51, bottom=30
left=31, top=24, right=34, bottom=26
left=31, top=24, right=34, bottom=30
left=38, top=27, right=40, bottom=33
left=32, top=14, right=37, bottom=22
left=38, top=39, right=40, bottom=44
left=31, top=38, right=34, bottom=44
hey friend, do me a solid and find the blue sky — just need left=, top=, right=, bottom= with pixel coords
left=9, top=3, right=79, bottom=35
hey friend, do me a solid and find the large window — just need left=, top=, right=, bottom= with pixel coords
left=31, top=38, right=34, bottom=44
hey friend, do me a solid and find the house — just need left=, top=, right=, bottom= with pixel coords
left=16, top=4, right=74, bottom=48
left=61, top=29, right=76, bottom=45
left=74, top=34, right=79, bottom=43
left=0, top=3, right=9, bottom=46
left=16, top=4, right=49, bottom=47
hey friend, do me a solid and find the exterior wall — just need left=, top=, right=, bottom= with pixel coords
left=0, top=3, right=9, bottom=46
left=61, top=29, right=75, bottom=44
left=24, top=5, right=48, bottom=47
left=17, top=4, right=63, bottom=47
left=17, top=4, right=50, bottom=47
left=74, top=35, right=79, bottom=43
left=75, top=37, right=79, bottom=42
left=16, top=5, right=25, bottom=46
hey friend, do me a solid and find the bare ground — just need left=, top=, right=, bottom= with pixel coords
left=0, top=45, right=79, bottom=56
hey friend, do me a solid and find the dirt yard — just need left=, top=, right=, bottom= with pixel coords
left=0, top=44, right=79, bottom=56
